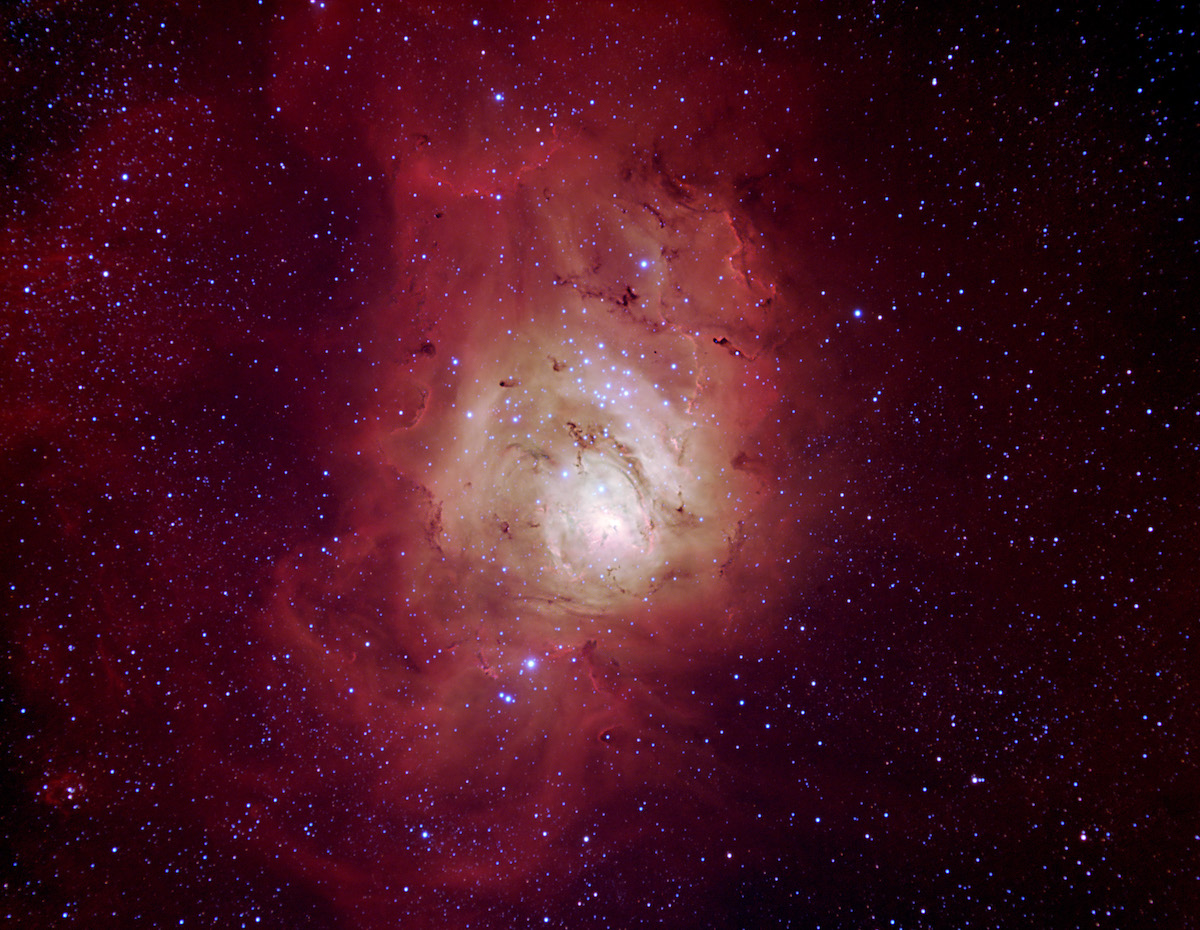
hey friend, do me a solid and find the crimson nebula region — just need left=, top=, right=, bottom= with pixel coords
left=2, top=2, right=1195, bottom=928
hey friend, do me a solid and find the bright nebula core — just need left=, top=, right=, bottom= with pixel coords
left=377, top=165, right=787, bottom=624
left=3, top=2, right=1193, bottom=928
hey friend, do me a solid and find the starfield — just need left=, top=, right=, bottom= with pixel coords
left=1, top=2, right=1194, bottom=928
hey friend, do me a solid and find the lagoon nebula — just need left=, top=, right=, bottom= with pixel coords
left=253, top=139, right=825, bottom=916
left=2, top=2, right=1195, bottom=928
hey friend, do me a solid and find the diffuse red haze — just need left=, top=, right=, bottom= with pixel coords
left=6, top=3, right=845, bottom=927
left=236, top=118, right=828, bottom=927
left=199, top=5, right=836, bottom=921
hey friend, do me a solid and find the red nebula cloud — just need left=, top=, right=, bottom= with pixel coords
left=5, top=3, right=848, bottom=927
left=180, top=5, right=839, bottom=923
left=229, top=137, right=831, bottom=926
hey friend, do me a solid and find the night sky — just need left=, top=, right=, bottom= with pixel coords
left=2, top=2, right=1196, bottom=928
